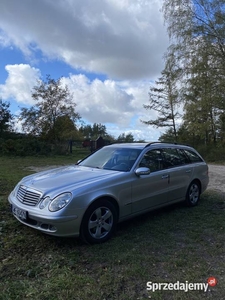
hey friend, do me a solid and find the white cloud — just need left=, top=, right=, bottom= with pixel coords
left=0, top=64, right=40, bottom=104
left=70, top=75, right=164, bottom=140
left=0, top=0, right=169, bottom=140
left=0, top=0, right=168, bottom=80
left=62, top=74, right=160, bottom=133
left=0, top=64, right=160, bottom=140
left=63, top=75, right=136, bottom=126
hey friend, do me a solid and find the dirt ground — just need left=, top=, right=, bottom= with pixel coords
left=208, top=164, right=225, bottom=194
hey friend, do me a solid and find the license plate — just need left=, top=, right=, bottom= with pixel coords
left=12, top=205, right=27, bottom=220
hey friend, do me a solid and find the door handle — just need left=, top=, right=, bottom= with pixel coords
left=185, top=170, right=191, bottom=173
left=161, top=174, right=169, bottom=179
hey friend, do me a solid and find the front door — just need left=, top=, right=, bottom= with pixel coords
left=131, top=149, right=169, bottom=213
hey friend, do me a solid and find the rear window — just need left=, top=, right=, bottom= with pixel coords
left=183, top=149, right=203, bottom=163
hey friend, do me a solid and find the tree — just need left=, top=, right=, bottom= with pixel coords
left=182, top=43, right=223, bottom=144
left=163, top=0, right=225, bottom=64
left=0, top=98, right=13, bottom=137
left=50, top=115, right=82, bottom=142
left=142, top=53, right=181, bottom=141
left=117, top=132, right=134, bottom=143
left=158, top=128, right=176, bottom=143
left=92, top=123, right=107, bottom=139
left=162, top=0, right=225, bottom=145
left=19, top=75, right=80, bottom=143
left=79, top=123, right=107, bottom=140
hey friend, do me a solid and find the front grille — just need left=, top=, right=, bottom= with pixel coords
left=17, top=185, right=42, bottom=206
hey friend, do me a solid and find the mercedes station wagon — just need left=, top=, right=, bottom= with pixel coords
left=8, top=142, right=209, bottom=244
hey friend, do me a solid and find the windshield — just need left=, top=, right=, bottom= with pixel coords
left=79, top=147, right=141, bottom=171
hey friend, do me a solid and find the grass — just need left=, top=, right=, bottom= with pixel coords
left=0, top=152, right=225, bottom=299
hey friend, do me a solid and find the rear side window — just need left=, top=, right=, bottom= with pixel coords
left=162, top=148, right=188, bottom=167
left=183, top=149, right=203, bottom=163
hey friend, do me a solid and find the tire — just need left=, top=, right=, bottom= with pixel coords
left=186, top=181, right=200, bottom=207
left=80, top=199, right=118, bottom=244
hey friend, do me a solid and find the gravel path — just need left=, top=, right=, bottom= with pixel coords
left=208, top=164, right=225, bottom=193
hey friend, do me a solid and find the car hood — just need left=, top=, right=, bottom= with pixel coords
left=19, top=165, right=122, bottom=194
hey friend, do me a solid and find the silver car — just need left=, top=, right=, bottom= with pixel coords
left=8, top=142, right=209, bottom=244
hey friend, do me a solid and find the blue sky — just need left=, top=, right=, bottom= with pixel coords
left=0, top=0, right=169, bottom=141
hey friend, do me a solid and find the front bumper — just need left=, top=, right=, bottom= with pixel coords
left=8, top=193, right=81, bottom=237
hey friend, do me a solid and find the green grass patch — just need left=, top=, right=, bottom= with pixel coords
left=0, top=154, right=225, bottom=299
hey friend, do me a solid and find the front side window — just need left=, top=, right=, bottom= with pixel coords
left=139, top=149, right=164, bottom=172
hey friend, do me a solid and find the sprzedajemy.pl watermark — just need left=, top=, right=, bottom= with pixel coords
left=146, top=277, right=217, bottom=293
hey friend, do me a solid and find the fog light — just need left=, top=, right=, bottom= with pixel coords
left=49, top=225, right=57, bottom=231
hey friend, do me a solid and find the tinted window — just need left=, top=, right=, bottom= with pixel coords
left=162, top=148, right=186, bottom=167
left=177, top=149, right=190, bottom=164
left=183, top=149, right=203, bottom=163
left=139, top=149, right=165, bottom=172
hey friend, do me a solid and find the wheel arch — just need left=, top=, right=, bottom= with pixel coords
left=190, top=178, right=202, bottom=194
left=185, top=178, right=202, bottom=207
left=80, top=195, right=120, bottom=230
left=88, top=195, right=120, bottom=218
left=79, top=195, right=120, bottom=243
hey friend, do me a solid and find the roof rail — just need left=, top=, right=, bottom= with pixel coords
left=144, top=141, right=191, bottom=148
left=144, top=141, right=161, bottom=148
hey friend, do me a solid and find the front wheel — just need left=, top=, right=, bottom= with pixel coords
left=186, top=181, right=200, bottom=207
left=80, top=199, right=118, bottom=244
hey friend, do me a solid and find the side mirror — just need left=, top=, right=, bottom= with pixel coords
left=135, top=167, right=150, bottom=176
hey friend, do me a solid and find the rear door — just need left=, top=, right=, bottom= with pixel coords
left=161, top=148, right=193, bottom=202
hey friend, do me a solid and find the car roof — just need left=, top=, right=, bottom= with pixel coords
left=105, top=142, right=194, bottom=150
left=106, top=142, right=167, bottom=150
left=106, top=143, right=150, bottom=149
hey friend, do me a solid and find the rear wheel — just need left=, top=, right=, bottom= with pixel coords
left=80, top=199, right=117, bottom=244
left=186, top=181, right=200, bottom=206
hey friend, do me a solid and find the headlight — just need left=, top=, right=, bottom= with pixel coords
left=39, top=197, right=51, bottom=209
left=49, top=193, right=72, bottom=212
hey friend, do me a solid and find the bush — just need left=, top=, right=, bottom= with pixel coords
left=0, top=137, right=52, bottom=156
left=196, top=144, right=225, bottom=162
